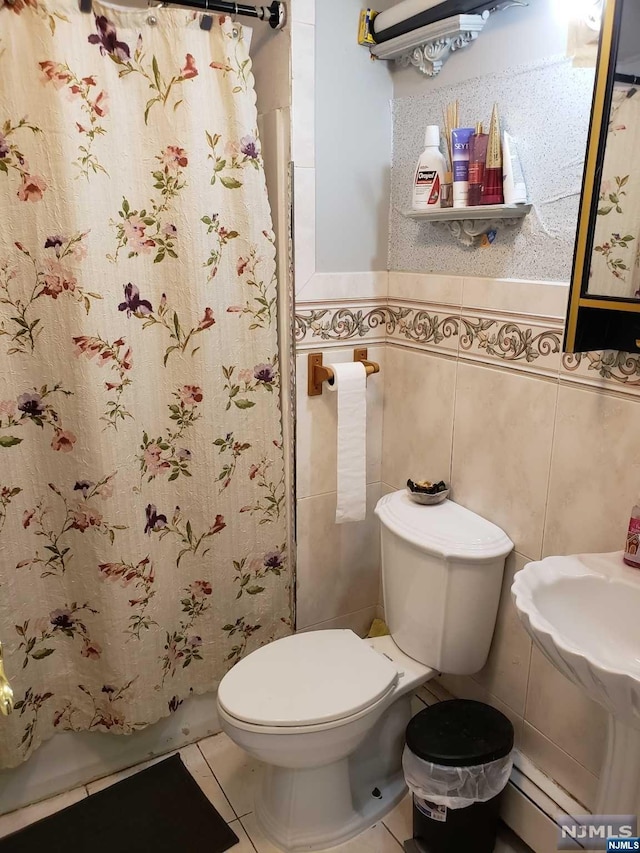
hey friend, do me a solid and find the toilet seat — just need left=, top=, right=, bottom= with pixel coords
left=217, top=629, right=399, bottom=728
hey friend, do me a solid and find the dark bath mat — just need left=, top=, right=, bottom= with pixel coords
left=0, top=753, right=240, bottom=853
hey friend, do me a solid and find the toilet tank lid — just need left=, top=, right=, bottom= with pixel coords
left=375, top=491, right=513, bottom=561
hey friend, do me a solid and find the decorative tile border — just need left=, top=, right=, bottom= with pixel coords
left=386, top=306, right=459, bottom=354
left=294, top=304, right=390, bottom=346
left=296, top=304, right=462, bottom=349
left=296, top=302, right=564, bottom=376
left=296, top=299, right=640, bottom=396
left=561, top=350, right=640, bottom=399
left=457, top=313, right=563, bottom=378
left=459, top=318, right=561, bottom=361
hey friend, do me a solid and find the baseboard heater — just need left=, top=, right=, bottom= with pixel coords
left=503, top=751, right=589, bottom=852
left=371, top=0, right=494, bottom=43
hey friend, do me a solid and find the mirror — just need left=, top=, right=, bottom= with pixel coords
left=565, top=0, right=640, bottom=353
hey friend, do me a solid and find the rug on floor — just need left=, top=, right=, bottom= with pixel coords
left=0, top=754, right=240, bottom=853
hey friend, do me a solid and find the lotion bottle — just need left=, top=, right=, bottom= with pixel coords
left=624, top=500, right=640, bottom=568
left=502, top=131, right=527, bottom=205
left=412, top=125, right=446, bottom=211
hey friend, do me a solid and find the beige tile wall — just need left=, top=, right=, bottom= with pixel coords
left=295, top=271, right=640, bottom=811
left=380, top=272, right=627, bottom=811
left=295, top=286, right=389, bottom=632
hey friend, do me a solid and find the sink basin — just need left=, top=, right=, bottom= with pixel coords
left=512, top=552, right=640, bottom=815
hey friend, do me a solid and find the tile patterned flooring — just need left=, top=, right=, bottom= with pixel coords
left=0, top=731, right=533, bottom=852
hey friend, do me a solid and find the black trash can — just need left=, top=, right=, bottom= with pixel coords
left=404, top=700, right=514, bottom=853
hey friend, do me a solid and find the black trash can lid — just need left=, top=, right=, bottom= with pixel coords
left=406, top=700, right=514, bottom=767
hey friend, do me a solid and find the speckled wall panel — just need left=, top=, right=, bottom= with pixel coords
left=390, top=57, right=596, bottom=281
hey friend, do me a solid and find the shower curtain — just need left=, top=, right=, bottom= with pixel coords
left=0, top=0, right=291, bottom=767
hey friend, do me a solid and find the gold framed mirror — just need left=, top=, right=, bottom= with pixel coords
left=564, top=0, right=640, bottom=353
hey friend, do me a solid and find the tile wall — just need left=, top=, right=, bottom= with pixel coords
left=296, top=271, right=640, bottom=812
left=295, top=272, right=388, bottom=633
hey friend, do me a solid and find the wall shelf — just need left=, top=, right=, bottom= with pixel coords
left=403, top=203, right=532, bottom=246
left=369, top=3, right=527, bottom=78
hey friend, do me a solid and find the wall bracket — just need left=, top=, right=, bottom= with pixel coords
left=403, top=202, right=531, bottom=246
left=434, top=217, right=518, bottom=246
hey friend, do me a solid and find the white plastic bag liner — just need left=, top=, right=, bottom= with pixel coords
left=402, top=745, right=513, bottom=810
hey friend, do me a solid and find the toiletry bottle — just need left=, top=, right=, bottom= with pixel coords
left=451, top=127, right=474, bottom=209
left=502, top=131, right=528, bottom=205
left=624, top=500, right=640, bottom=568
left=412, top=125, right=447, bottom=211
left=481, top=104, right=504, bottom=205
left=441, top=171, right=454, bottom=209
left=468, top=123, right=488, bottom=207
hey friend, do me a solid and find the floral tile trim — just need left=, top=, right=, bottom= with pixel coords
left=296, top=303, right=640, bottom=396
left=294, top=307, right=390, bottom=343
left=458, top=317, right=562, bottom=366
left=562, top=350, right=640, bottom=388
left=386, top=307, right=458, bottom=348
left=295, top=305, right=563, bottom=366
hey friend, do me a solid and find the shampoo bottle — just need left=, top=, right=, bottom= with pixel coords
left=412, top=125, right=447, bottom=211
left=624, top=500, right=640, bottom=568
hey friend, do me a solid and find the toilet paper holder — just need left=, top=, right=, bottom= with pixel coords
left=307, top=348, right=380, bottom=397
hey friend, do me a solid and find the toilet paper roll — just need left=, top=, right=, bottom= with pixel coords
left=327, top=361, right=367, bottom=524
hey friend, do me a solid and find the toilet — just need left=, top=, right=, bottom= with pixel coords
left=217, top=490, right=513, bottom=852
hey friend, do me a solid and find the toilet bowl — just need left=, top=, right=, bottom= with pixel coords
left=218, top=631, right=434, bottom=852
left=218, top=492, right=514, bottom=852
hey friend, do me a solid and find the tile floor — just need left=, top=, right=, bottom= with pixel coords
left=0, top=730, right=533, bottom=852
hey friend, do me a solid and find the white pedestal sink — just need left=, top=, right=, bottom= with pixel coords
left=512, top=552, right=640, bottom=817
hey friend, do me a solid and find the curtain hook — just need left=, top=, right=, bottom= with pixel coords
left=232, top=4, right=241, bottom=39
left=200, top=0, right=213, bottom=30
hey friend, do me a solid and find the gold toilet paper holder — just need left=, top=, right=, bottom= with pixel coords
left=307, top=348, right=380, bottom=397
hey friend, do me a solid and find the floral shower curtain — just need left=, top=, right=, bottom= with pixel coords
left=0, top=0, right=290, bottom=766
left=591, top=83, right=640, bottom=298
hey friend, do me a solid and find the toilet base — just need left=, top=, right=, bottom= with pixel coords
left=254, top=695, right=412, bottom=852
left=256, top=762, right=406, bottom=853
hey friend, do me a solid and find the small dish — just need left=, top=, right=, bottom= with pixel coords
left=406, top=478, right=449, bottom=506
left=407, top=488, right=449, bottom=506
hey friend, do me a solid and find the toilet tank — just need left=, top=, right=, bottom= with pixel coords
left=375, top=491, right=513, bottom=676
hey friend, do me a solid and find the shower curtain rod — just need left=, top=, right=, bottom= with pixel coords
left=169, top=0, right=285, bottom=28
left=78, top=0, right=286, bottom=29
